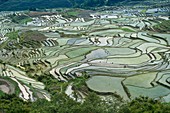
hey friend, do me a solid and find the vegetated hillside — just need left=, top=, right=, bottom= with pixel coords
left=0, top=0, right=145, bottom=11
left=0, top=0, right=72, bottom=11
left=154, top=20, right=170, bottom=33
left=70, top=0, right=126, bottom=7
left=0, top=93, right=170, bottom=113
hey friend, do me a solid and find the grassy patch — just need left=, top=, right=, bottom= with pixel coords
left=153, top=20, right=170, bottom=32
left=0, top=90, right=5, bottom=97
left=141, top=9, right=147, bottom=13
left=5, top=31, right=19, bottom=40
left=67, top=11, right=79, bottom=16
left=20, top=18, right=32, bottom=24
left=121, top=28, right=135, bottom=32
left=8, top=14, right=32, bottom=24
left=62, top=10, right=80, bottom=18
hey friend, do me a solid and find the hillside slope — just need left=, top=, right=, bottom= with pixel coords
left=0, top=0, right=146, bottom=11
left=0, top=0, right=72, bottom=11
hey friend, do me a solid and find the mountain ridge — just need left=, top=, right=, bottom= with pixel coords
left=0, top=0, right=144, bottom=11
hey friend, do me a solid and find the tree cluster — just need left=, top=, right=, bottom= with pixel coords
left=0, top=93, right=170, bottom=113
left=69, top=0, right=125, bottom=8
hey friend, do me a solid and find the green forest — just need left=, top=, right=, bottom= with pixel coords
left=0, top=0, right=135, bottom=11
left=0, top=93, right=170, bottom=113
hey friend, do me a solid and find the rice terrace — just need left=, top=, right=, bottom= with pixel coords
left=0, top=0, right=170, bottom=112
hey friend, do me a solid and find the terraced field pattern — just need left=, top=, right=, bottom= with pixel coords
left=0, top=10, right=170, bottom=102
